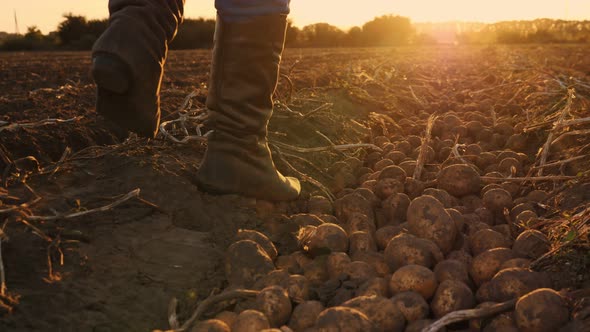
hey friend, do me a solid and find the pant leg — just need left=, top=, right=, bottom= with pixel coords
left=215, top=0, right=290, bottom=20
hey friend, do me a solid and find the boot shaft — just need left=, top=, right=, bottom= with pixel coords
left=206, top=14, right=288, bottom=140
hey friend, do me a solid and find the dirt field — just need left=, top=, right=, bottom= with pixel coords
left=0, top=45, right=588, bottom=331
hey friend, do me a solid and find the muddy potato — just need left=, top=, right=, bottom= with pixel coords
left=342, top=295, right=406, bottom=332
left=526, top=190, right=548, bottom=203
left=346, top=260, right=378, bottom=284
left=437, top=164, right=482, bottom=197
left=255, top=286, right=292, bottom=327
left=476, top=268, right=553, bottom=303
left=446, top=250, right=473, bottom=267
left=500, top=258, right=531, bottom=270
left=474, top=207, right=495, bottom=226
left=514, top=288, right=569, bottom=332
left=225, top=240, right=275, bottom=288
left=391, top=291, right=429, bottom=322
left=236, top=229, right=278, bottom=261
left=291, top=213, right=324, bottom=227
left=512, top=230, right=550, bottom=259
left=434, top=259, right=471, bottom=286
left=375, top=159, right=395, bottom=172
left=482, top=188, right=513, bottom=215
left=352, top=251, right=391, bottom=277
left=446, top=208, right=465, bottom=233
left=275, top=255, right=301, bottom=275
left=510, top=202, right=535, bottom=220
left=191, top=319, right=230, bottom=332
left=326, top=252, right=351, bottom=280
left=374, top=178, right=404, bottom=200
left=407, top=195, right=457, bottom=254
left=288, top=301, right=325, bottom=331
left=389, top=264, right=438, bottom=300
left=254, top=269, right=290, bottom=290
left=315, top=306, right=377, bottom=332
left=291, top=251, right=313, bottom=269
left=492, top=224, right=512, bottom=238
left=423, top=188, right=455, bottom=208
left=303, top=256, right=329, bottom=286
left=349, top=231, right=377, bottom=255
left=308, top=196, right=333, bottom=215
left=483, top=313, right=519, bottom=332
left=469, top=248, right=515, bottom=286
left=345, top=213, right=376, bottom=236
left=384, top=233, right=443, bottom=271
left=498, top=157, right=522, bottom=176
left=382, top=193, right=411, bottom=225
left=287, top=274, right=310, bottom=303
left=231, top=310, right=271, bottom=332
left=375, top=225, right=405, bottom=250
left=303, top=224, right=349, bottom=256
left=356, top=277, right=390, bottom=298
left=334, top=193, right=374, bottom=223
left=404, top=178, right=426, bottom=199
left=214, top=311, right=238, bottom=328
left=431, top=280, right=476, bottom=318
left=461, top=195, right=484, bottom=213
left=469, top=228, right=512, bottom=256
left=378, top=165, right=407, bottom=182
left=515, top=210, right=537, bottom=225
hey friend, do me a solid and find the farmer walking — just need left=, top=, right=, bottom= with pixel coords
left=91, top=0, right=301, bottom=201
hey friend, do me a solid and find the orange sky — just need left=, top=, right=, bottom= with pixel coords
left=2, top=0, right=590, bottom=34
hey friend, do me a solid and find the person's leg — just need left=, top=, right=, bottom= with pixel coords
left=196, top=0, right=300, bottom=201
left=91, top=0, right=185, bottom=138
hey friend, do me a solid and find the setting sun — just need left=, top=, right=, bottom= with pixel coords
left=2, top=0, right=590, bottom=33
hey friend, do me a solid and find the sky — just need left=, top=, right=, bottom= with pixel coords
left=2, top=0, right=590, bottom=34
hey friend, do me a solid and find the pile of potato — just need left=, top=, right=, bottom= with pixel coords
left=192, top=110, right=582, bottom=332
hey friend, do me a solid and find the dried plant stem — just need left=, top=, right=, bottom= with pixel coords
left=0, top=116, right=83, bottom=133
left=537, top=89, right=575, bottom=176
left=482, top=175, right=577, bottom=182
left=0, top=238, right=5, bottom=296
left=413, top=115, right=437, bottom=180
left=531, top=155, right=586, bottom=170
left=272, top=141, right=381, bottom=154
left=26, top=189, right=140, bottom=221
left=423, top=299, right=517, bottom=332
left=554, top=116, right=590, bottom=129
left=176, top=289, right=259, bottom=331
left=552, top=129, right=590, bottom=146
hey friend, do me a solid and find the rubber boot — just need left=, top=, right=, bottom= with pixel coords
left=196, top=14, right=301, bottom=201
left=91, top=0, right=184, bottom=138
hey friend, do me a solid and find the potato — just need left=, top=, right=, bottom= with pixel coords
left=231, top=310, right=271, bottom=332
left=334, top=193, right=374, bottom=223
left=476, top=268, right=553, bottom=303
left=288, top=301, right=325, bottom=331
left=446, top=208, right=465, bottom=233
left=291, top=251, right=313, bottom=270
left=356, top=277, right=390, bottom=298
left=510, top=202, right=535, bottom=220
left=512, top=230, right=550, bottom=259
left=302, top=224, right=349, bottom=256
left=500, top=258, right=531, bottom=270
left=381, top=193, right=411, bottom=225
left=385, top=151, right=407, bottom=165
left=374, top=178, right=404, bottom=200
left=434, top=259, right=471, bottom=286
left=346, top=260, right=378, bottom=284
left=407, top=195, right=457, bottom=254
left=353, top=188, right=380, bottom=207
left=326, top=252, right=351, bottom=280
left=378, top=165, right=408, bottom=182
left=375, top=159, right=394, bottom=171
left=287, top=274, right=310, bottom=303
left=483, top=312, right=518, bottom=332
left=492, top=224, right=512, bottom=238
left=515, top=210, right=537, bottom=225
left=469, top=229, right=512, bottom=256
left=351, top=251, right=391, bottom=277
left=375, top=225, right=405, bottom=250
left=342, top=295, right=406, bottom=332
left=315, top=307, right=378, bottom=331
left=345, top=213, right=376, bottom=236
left=469, top=248, right=515, bottom=286
left=275, top=255, right=301, bottom=275
left=291, top=213, right=324, bottom=227
left=255, top=286, right=292, bottom=327
left=423, top=188, right=455, bottom=208
left=308, top=196, right=333, bottom=215
left=391, top=291, right=429, bottom=322
left=514, top=288, right=569, bottom=332
left=214, top=311, right=238, bottom=328
left=446, top=250, right=473, bottom=267
left=474, top=207, right=495, bottom=225
left=389, top=265, right=438, bottom=300
left=431, top=279, right=476, bottom=318
left=482, top=188, right=513, bottom=215
left=191, top=319, right=230, bottom=332
left=404, top=178, right=426, bottom=199
left=303, top=256, right=329, bottom=286
left=236, top=229, right=278, bottom=262
left=437, top=164, right=482, bottom=197
left=384, top=233, right=443, bottom=271
left=225, top=240, right=275, bottom=287
left=374, top=136, right=391, bottom=147
left=254, top=269, right=290, bottom=290
left=526, top=190, right=548, bottom=203
left=498, top=157, right=522, bottom=176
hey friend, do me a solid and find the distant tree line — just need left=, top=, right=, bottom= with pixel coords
left=457, top=19, right=590, bottom=44
left=1, top=14, right=589, bottom=51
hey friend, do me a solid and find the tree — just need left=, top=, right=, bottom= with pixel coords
left=57, top=14, right=88, bottom=46
left=361, top=15, right=414, bottom=46
left=300, top=23, right=345, bottom=47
